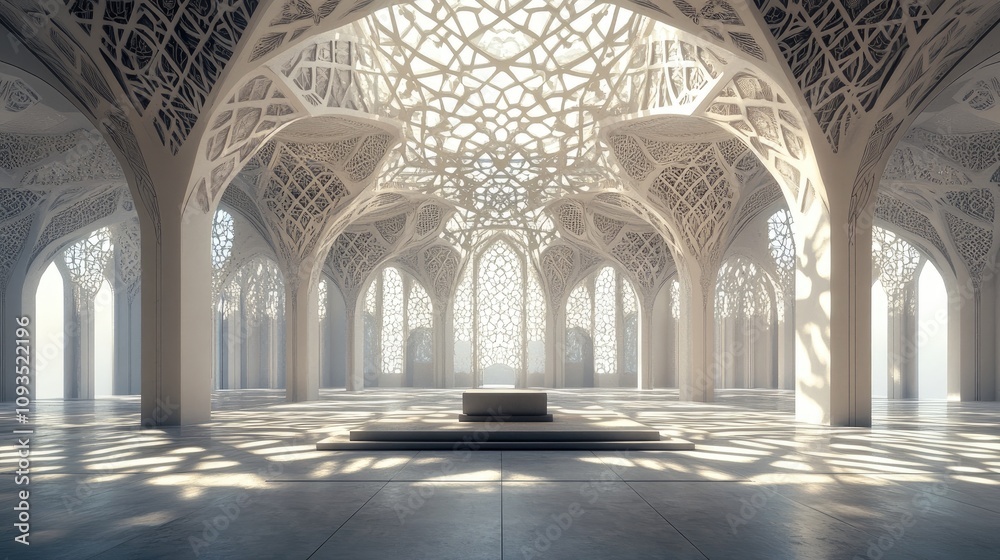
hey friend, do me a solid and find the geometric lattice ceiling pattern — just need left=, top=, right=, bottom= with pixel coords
left=355, top=0, right=723, bottom=236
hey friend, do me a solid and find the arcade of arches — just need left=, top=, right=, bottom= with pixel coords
left=3, top=0, right=1000, bottom=431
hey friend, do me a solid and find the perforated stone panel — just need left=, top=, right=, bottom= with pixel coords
left=68, top=0, right=262, bottom=153
left=64, top=226, right=113, bottom=300
left=872, top=226, right=922, bottom=310
left=944, top=210, right=993, bottom=285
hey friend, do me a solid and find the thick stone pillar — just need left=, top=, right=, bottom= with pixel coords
left=795, top=190, right=872, bottom=426
left=139, top=208, right=214, bottom=425
left=109, top=224, right=142, bottom=396
left=649, top=283, right=674, bottom=389
left=979, top=273, right=997, bottom=401
left=270, top=313, right=282, bottom=388
left=887, top=282, right=919, bottom=399
left=777, top=297, right=795, bottom=390
left=276, top=311, right=287, bottom=389
left=752, top=315, right=774, bottom=389
left=319, top=285, right=332, bottom=388
left=112, top=288, right=141, bottom=395
left=727, top=316, right=743, bottom=388
left=1, top=270, right=31, bottom=403
left=951, top=272, right=997, bottom=401
left=59, top=269, right=96, bottom=400
left=735, top=317, right=750, bottom=388
left=346, top=307, right=364, bottom=391
left=678, top=275, right=715, bottom=402
left=327, top=282, right=348, bottom=388
left=548, top=307, right=565, bottom=387
left=284, top=271, right=320, bottom=402
left=435, top=305, right=449, bottom=388
left=227, top=301, right=242, bottom=389
left=236, top=290, right=248, bottom=389
left=638, top=305, right=653, bottom=389
left=58, top=263, right=80, bottom=398
left=243, top=313, right=260, bottom=388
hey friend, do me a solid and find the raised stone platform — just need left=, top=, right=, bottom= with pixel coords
left=317, top=415, right=694, bottom=451
left=460, top=389, right=551, bottom=422
left=317, top=440, right=693, bottom=450
left=351, top=422, right=659, bottom=442
left=458, top=414, right=553, bottom=422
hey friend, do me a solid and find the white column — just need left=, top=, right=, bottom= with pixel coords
left=679, top=274, right=715, bottom=402
left=952, top=272, right=997, bottom=401
left=139, top=208, right=213, bottom=425
left=887, top=282, right=919, bottom=399
left=649, top=283, right=672, bottom=389
left=112, top=259, right=139, bottom=395
left=284, top=271, right=320, bottom=402
left=638, top=305, right=653, bottom=389
left=1, top=268, right=33, bottom=402
left=549, top=307, right=565, bottom=387
left=777, top=296, right=795, bottom=390
left=436, top=304, right=449, bottom=388
left=794, top=194, right=872, bottom=426
left=346, top=307, right=365, bottom=391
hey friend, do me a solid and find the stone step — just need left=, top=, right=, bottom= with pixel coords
left=458, top=414, right=553, bottom=422
left=349, top=427, right=662, bottom=442
left=317, top=439, right=695, bottom=451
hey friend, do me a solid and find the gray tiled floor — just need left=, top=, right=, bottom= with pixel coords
left=1, top=389, right=998, bottom=559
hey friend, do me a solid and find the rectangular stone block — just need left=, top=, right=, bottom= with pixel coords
left=462, top=390, right=547, bottom=417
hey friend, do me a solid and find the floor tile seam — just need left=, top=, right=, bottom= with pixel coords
left=384, top=448, right=422, bottom=482
left=26, top=474, right=193, bottom=522
left=81, top=501, right=217, bottom=559
left=304, top=478, right=394, bottom=560
left=769, top=488, right=889, bottom=539
left=856, top=474, right=1000, bottom=517
left=619, top=478, right=711, bottom=560
left=269, top=478, right=503, bottom=483
left=302, top=441, right=420, bottom=557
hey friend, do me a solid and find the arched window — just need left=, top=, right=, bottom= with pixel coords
left=670, top=278, right=680, bottom=320
left=564, top=266, right=639, bottom=388
left=318, top=278, right=328, bottom=321
left=715, top=255, right=776, bottom=389
left=917, top=261, right=948, bottom=400
left=478, top=240, right=523, bottom=385
left=715, top=257, right=772, bottom=320
left=871, top=226, right=924, bottom=400
left=62, top=227, right=115, bottom=399
left=215, top=256, right=285, bottom=390
left=453, top=238, right=546, bottom=388
left=566, top=281, right=594, bottom=387
left=35, top=262, right=65, bottom=399
left=767, top=208, right=794, bottom=292
left=363, top=266, right=436, bottom=387
left=212, top=209, right=234, bottom=269
left=765, top=208, right=796, bottom=389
